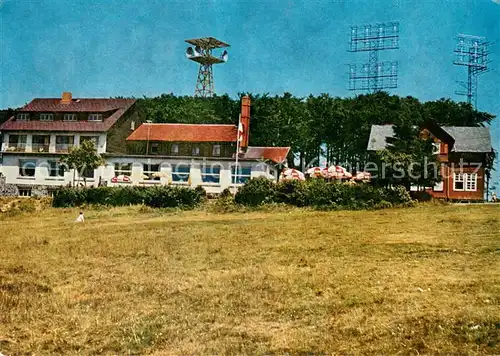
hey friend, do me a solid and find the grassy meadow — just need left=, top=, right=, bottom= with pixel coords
left=0, top=203, right=499, bottom=354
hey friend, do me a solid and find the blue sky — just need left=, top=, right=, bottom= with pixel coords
left=1, top=0, right=499, bottom=185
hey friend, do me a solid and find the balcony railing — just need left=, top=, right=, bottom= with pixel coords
left=55, top=144, right=74, bottom=153
left=32, top=143, right=50, bottom=153
left=3, top=144, right=27, bottom=152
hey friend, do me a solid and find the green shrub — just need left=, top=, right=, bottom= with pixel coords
left=383, top=185, right=413, bottom=205
left=212, top=190, right=238, bottom=213
left=194, top=185, right=208, bottom=202
left=52, top=188, right=87, bottom=208
left=409, top=190, right=433, bottom=202
left=374, top=200, right=393, bottom=209
left=302, top=179, right=344, bottom=208
left=52, top=185, right=206, bottom=209
left=234, top=177, right=276, bottom=206
left=275, top=179, right=308, bottom=206
left=234, top=178, right=412, bottom=210
left=219, top=188, right=233, bottom=199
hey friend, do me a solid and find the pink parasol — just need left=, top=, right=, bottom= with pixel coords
left=327, top=165, right=352, bottom=179
left=354, top=171, right=371, bottom=182
left=281, top=168, right=306, bottom=181
left=306, top=166, right=330, bottom=178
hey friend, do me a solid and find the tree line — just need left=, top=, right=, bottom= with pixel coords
left=2, top=91, right=495, bottom=171
left=135, top=91, right=495, bottom=169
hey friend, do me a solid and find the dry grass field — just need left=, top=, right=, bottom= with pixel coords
left=0, top=203, right=499, bottom=355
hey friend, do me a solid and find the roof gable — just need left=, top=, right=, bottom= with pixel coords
left=243, top=146, right=290, bottom=164
left=367, top=125, right=395, bottom=151
left=367, top=124, right=492, bottom=153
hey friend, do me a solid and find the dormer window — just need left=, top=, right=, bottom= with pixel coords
left=17, top=113, right=30, bottom=121
left=88, top=114, right=102, bottom=122
left=64, top=114, right=77, bottom=121
left=40, top=113, right=54, bottom=121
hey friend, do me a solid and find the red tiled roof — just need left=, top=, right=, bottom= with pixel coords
left=243, top=146, right=290, bottom=164
left=127, top=123, right=238, bottom=142
left=0, top=98, right=136, bottom=132
left=19, top=98, right=135, bottom=112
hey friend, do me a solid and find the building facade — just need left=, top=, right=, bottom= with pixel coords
left=367, top=124, right=493, bottom=201
left=0, top=93, right=289, bottom=196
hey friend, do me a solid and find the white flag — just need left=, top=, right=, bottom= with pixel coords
left=238, top=122, right=244, bottom=142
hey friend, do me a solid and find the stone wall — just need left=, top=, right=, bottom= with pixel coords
left=32, top=185, right=49, bottom=197
left=0, top=175, right=18, bottom=196
left=0, top=176, right=51, bottom=197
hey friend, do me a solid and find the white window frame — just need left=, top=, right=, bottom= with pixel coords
left=453, top=173, right=478, bottom=192
left=32, top=135, right=50, bottom=152
left=143, top=164, right=161, bottom=181
left=212, top=144, right=221, bottom=156
left=40, top=113, right=54, bottom=121
left=63, top=114, right=77, bottom=121
left=231, top=166, right=252, bottom=185
left=171, top=144, right=179, bottom=155
left=201, top=166, right=221, bottom=185
left=192, top=145, right=200, bottom=156
left=114, top=163, right=132, bottom=177
left=48, top=160, right=66, bottom=179
left=17, top=113, right=30, bottom=121
left=55, top=135, right=75, bottom=152
left=18, top=188, right=32, bottom=197
left=453, top=173, right=464, bottom=191
left=8, top=134, right=27, bottom=151
left=88, top=114, right=103, bottom=122
left=18, top=159, right=36, bottom=178
left=465, top=173, right=477, bottom=192
left=172, top=164, right=190, bottom=184
left=454, top=173, right=478, bottom=192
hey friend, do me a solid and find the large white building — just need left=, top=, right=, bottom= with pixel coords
left=0, top=93, right=289, bottom=196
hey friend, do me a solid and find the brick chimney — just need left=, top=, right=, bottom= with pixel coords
left=240, top=95, right=251, bottom=149
left=61, top=92, right=72, bottom=104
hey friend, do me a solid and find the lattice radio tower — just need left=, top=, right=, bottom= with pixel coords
left=453, top=34, right=490, bottom=109
left=185, top=37, right=229, bottom=98
left=348, top=22, right=399, bottom=92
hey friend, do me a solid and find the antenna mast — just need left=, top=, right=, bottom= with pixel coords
left=185, top=37, right=230, bottom=98
left=348, top=22, right=400, bottom=92
left=453, top=34, right=489, bottom=109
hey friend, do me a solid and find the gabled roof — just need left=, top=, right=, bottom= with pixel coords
left=367, top=125, right=395, bottom=151
left=442, top=126, right=492, bottom=153
left=127, top=123, right=238, bottom=142
left=0, top=98, right=136, bottom=132
left=243, top=146, right=290, bottom=164
left=18, top=98, right=135, bottom=113
left=367, top=124, right=492, bottom=153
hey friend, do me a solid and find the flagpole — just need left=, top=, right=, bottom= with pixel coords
left=233, top=113, right=241, bottom=195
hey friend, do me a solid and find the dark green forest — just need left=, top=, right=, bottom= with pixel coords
left=1, top=92, right=495, bottom=170
left=134, top=92, right=495, bottom=169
